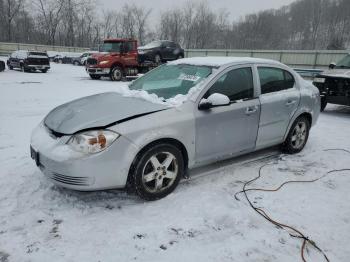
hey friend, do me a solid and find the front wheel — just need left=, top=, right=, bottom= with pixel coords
left=132, top=143, right=184, bottom=201
left=110, top=66, right=123, bottom=81
left=41, top=69, right=48, bottom=73
left=320, top=97, right=327, bottom=112
left=282, top=116, right=310, bottom=154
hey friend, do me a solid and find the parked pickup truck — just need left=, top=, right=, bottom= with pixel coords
left=7, top=50, right=50, bottom=73
left=86, top=38, right=157, bottom=81
left=313, top=54, right=350, bottom=111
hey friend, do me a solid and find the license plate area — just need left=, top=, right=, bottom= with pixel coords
left=30, top=146, right=40, bottom=166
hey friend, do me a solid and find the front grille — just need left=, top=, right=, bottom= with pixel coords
left=324, top=78, right=350, bottom=96
left=87, top=58, right=97, bottom=65
left=50, top=173, right=91, bottom=186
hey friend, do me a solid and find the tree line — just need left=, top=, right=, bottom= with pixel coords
left=0, top=0, right=349, bottom=50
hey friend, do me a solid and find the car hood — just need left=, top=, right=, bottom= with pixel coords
left=44, top=92, right=168, bottom=135
left=91, top=52, right=112, bottom=61
left=319, top=68, right=350, bottom=79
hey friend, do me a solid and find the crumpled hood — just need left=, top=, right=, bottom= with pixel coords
left=319, top=68, right=350, bottom=79
left=44, top=92, right=167, bottom=135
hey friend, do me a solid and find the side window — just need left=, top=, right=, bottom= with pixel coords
left=204, top=67, right=254, bottom=102
left=258, top=67, right=295, bottom=94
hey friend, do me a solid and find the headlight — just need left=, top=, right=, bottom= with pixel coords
left=313, top=77, right=325, bottom=83
left=99, top=60, right=109, bottom=65
left=67, top=130, right=120, bottom=154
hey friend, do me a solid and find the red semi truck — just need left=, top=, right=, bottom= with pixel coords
left=86, top=38, right=156, bottom=81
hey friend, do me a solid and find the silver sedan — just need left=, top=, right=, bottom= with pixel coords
left=30, top=57, right=320, bottom=200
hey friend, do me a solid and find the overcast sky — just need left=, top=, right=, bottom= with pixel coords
left=97, top=0, right=296, bottom=23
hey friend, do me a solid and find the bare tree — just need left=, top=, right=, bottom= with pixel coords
left=2, top=0, right=24, bottom=41
left=33, top=0, right=66, bottom=45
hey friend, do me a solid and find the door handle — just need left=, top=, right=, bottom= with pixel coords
left=286, top=100, right=297, bottom=106
left=245, top=106, right=258, bottom=115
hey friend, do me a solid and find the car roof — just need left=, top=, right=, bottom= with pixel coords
left=169, top=56, right=283, bottom=68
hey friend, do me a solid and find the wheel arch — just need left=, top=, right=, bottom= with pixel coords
left=126, top=137, right=189, bottom=188
left=111, top=62, right=124, bottom=70
left=283, top=111, right=312, bottom=141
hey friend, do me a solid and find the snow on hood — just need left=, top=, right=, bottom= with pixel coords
left=319, top=68, right=350, bottom=79
left=44, top=92, right=168, bottom=135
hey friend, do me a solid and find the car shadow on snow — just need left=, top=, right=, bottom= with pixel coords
left=323, top=104, right=350, bottom=117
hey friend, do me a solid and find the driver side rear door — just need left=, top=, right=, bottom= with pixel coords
left=194, top=66, right=261, bottom=164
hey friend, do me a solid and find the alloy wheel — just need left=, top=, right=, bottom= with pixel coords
left=291, top=121, right=307, bottom=149
left=141, top=152, right=178, bottom=193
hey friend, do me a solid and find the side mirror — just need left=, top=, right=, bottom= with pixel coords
left=198, top=93, right=230, bottom=110
left=329, top=62, right=336, bottom=69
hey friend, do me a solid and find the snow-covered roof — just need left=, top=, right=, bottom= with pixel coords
left=169, top=56, right=282, bottom=67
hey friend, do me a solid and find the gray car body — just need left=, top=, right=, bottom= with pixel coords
left=31, top=57, right=320, bottom=190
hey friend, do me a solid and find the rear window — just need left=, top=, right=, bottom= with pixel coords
left=28, top=52, right=48, bottom=57
left=258, top=67, right=295, bottom=94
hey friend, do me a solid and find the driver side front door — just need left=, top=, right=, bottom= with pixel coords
left=195, top=66, right=261, bottom=164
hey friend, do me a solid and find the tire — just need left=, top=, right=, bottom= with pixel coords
left=73, top=61, right=80, bottom=66
left=8, top=65, right=13, bottom=70
left=41, top=69, right=48, bottom=73
left=0, top=62, right=5, bottom=72
left=154, top=54, right=162, bottom=64
left=132, top=143, right=184, bottom=201
left=110, top=66, right=123, bottom=81
left=282, top=116, right=310, bottom=154
left=89, top=74, right=101, bottom=80
left=177, top=54, right=184, bottom=60
left=320, top=97, right=327, bottom=112
left=58, top=59, right=63, bottom=64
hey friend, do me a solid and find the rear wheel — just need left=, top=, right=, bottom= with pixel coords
left=282, top=116, right=310, bottom=154
left=154, top=54, right=162, bottom=64
left=132, top=143, right=184, bottom=201
left=89, top=74, right=101, bottom=80
left=41, top=69, right=48, bottom=73
left=177, top=54, right=184, bottom=60
left=110, top=66, right=123, bottom=81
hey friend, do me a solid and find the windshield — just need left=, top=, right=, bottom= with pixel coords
left=336, top=55, right=350, bottom=68
left=28, top=52, right=48, bottom=57
left=129, top=64, right=212, bottom=99
left=142, top=41, right=162, bottom=49
left=99, top=42, right=122, bottom=53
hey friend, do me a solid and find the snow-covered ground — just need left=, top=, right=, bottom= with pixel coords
left=0, top=62, right=350, bottom=262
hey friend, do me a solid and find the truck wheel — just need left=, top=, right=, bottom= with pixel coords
left=90, top=74, right=101, bottom=80
left=0, top=62, right=5, bottom=72
left=154, top=54, right=162, bottom=65
left=110, top=66, right=123, bottom=81
left=132, top=143, right=184, bottom=201
left=320, top=97, right=327, bottom=112
left=282, top=116, right=310, bottom=154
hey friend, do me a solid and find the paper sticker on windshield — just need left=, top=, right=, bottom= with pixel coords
left=178, top=73, right=200, bottom=82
